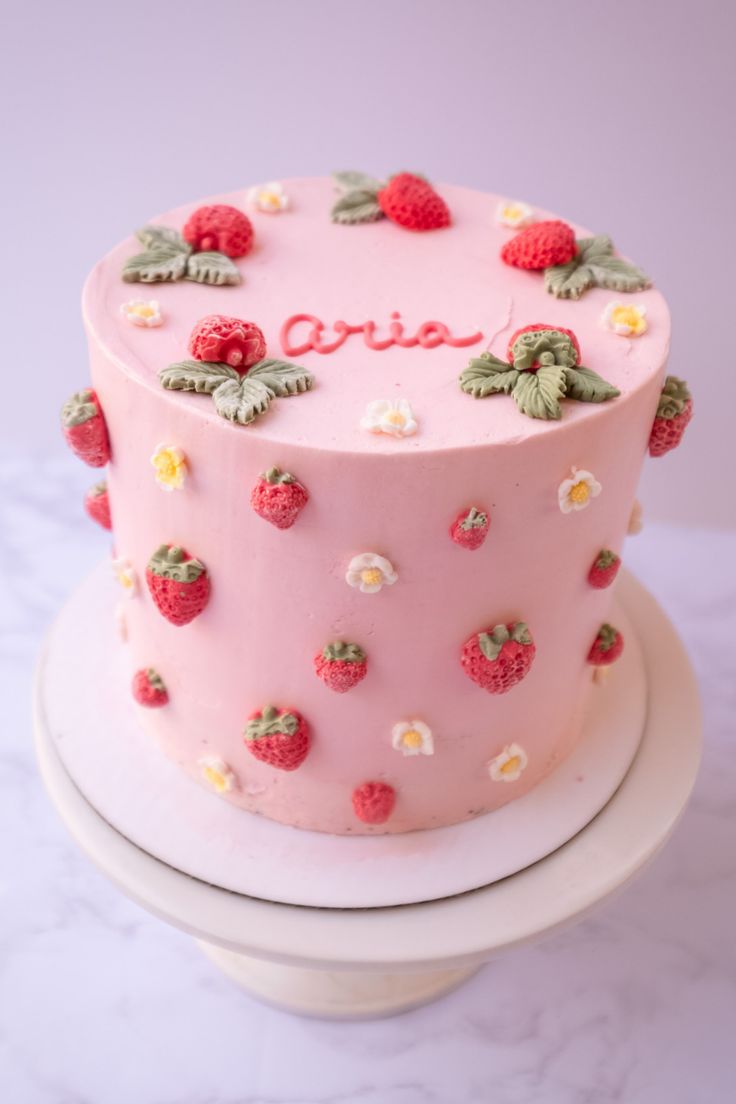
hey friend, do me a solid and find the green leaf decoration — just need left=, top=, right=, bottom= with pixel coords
left=122, top=245, right=190, bottom=284
left=512, top=365, right=566, bottom=420
left=136, top=225, right=190, bottom=253
left=511, top=622, right=532, bottom=645
left=332, top=171, right=383, bottom=193
left=331, top=190, right=384, bottom=225
left=565, top=366, right=620, bottom=404
left=212, top=377, right=274, bottom=425
left=657, top=375, right=691, bottom=418
left=248, top=358, right=315, bottom=397
left=479, top=625, right=510, bottom=661
left=323, top=641, right=366, bottom=663
left=185, top=250, right=241, bottom=286
left=245, top=706, right=298, bottom=740
left=544, top=235, right=651, bottom=300
left=459, top=353, right=519, bottom=398
left=511, top=330, right=578, bottom=370
left=159, top=360, right=240, bottom=394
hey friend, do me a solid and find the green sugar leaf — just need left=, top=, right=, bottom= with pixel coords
left=331, top=190, right=384, bottom=225
left=248, top=358, right=315, bottom=397
left=545, top=235, right=651, bottom=299
left=459, top=354, right=518, bottom=398
left=136, top=225, right=190, bottom=253
left=332, top=171, right=383, bottom=193
left=213, top=377, right=273, bottom=425
left=512, top=365, right=566, bottom=420
left=565, top=366, right=620, bottom=404
left=123, top=246, right=189, bottom=283
left=159, top=360, right=240, bottom=393
left=186, top=251, right=241, bottom=286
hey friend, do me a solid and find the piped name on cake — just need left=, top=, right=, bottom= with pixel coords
left=280, top=312, right=483, bottom=356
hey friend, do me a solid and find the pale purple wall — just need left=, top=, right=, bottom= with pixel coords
left=3, top=0, right=733, bottom=524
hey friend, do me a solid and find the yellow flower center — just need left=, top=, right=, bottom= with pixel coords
left=132, top=304, right=156, bottom=319
left=611, top=305, right=644, bottom=333
left=384, top=410, right=406, bottom=427
left=119, top=573, right=133, bottom=589
left=261, top=190, right=280, bottom=208
left=402, top=729, right=423, bottom=749
left=204, top=766, right=227, bottom=792
left=361, top=567, right=384, bottom=586
left=570, top=480, right=590, bottom=505
left=500, top=755, right=521, bottom=775
left=503, top=204, right=523, bottom=221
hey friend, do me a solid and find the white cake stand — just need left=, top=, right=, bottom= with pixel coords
left=34, top=571, right=701, bottom=1019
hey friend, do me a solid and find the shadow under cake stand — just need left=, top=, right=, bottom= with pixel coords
left=34, top=569, right=701, bottom=1019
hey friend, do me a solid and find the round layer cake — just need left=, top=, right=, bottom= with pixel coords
left=75, top=176, right=675, bottom=834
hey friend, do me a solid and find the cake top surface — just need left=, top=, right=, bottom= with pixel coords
left=83, top=176, right=670, bottom=453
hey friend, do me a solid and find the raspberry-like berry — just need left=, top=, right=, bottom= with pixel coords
left=501, top=220, right=577, bottom=270
left=188, top=315, right=266, bottom=371
left=182, top=204, right=254, bottom=258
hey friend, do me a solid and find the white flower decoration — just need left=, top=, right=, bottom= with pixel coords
left=360, top=398, right=418, bottom=438
left=496, top=199, right=534, bottom=228
left=150, top=443, right=188, bottom=491
left=628, top=498, right=644, bottom=535
left=120, top=299, right=163, bottom=328
left=601, top=301, right=648, bottom=337
left=198, top=756, right=235, bottom=794
left=114, top=602, right=128, bottom=642
left=558, top=468, right=602, bottom=514
left=489, top=743, right=528, bottom=783
left=112, top=557, right=137, bottom=597
left=345, top=552, right=398, bottom=594
left=247, top=181, right=289, bottom=213
left=392, top=720, right=434, bottom=757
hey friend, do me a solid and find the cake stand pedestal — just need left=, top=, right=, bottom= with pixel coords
left=34, top=574, right=701, bottom=1019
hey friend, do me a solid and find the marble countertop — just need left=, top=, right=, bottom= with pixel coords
left=1, top=450, right=735, bottom=1104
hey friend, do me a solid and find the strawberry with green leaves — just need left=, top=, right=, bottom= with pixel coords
left=146, top=545, right=211, bottom=626
left=648, top=376, right=693, bottom=457
left=244, top=705, right=311, bottom=771
left=250, top=467, right=309, bottom=529
left=461, top=622, right=536, bottom=694
left=588, top=549, right=621, bottom=589
left=450, top=506, right=490, bottom=550
left=587, top=624, right=624, bottom=666
left=331, top=171, right=450, bottom=231
left=61, top=389, right=111, bottom=467
left=314, top=642, right=368, bottom=693
left=84, top=481, right=112, bottom=530
left=132, top=668, right=169, bottom=707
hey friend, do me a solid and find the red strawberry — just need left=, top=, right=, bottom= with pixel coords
left=314, top=642, right=368, bottom=693
left=250, top=467, right=309, bottom=529
left=145, top=545, right=211, bottom=626
left=501, top=220, right=577, bottom=271
left=244, top=705, right=310, bottom=771
left=648, top=376, right=693, bottom=457
left=587, top=624, right=624, bottom=666
left=461, top=621, right=536, bottom=694
left=188, top=314, right=266, bottom=371
left=507, top=323, right=581, bottom=365
left=352, top=781, right=396, bottom=825
left=84, top=481, right=112, bottom=530
left=588, top=549, right=621, bottom=589
left=377, top=173, right=450, bottom=231
left=182, top=204, right=254, bottom=258
left=132, top=668, right=169, bottom=707
left=61, top=389, right=111, bottom=467
left=450, top=506, right=490, bottom=550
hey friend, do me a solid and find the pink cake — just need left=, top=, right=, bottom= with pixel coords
left=63, top=174, right=692, bottom=835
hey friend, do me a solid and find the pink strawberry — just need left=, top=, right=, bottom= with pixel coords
left=588, top=549, right=621, bottom=589
left=450, top=506, right=490, bottom=550
left=61, top=389, right=111, bottom=467
left=182, top=204, right=254, bottom=258
left=501, top=220, right=577, bottom=270
left=145, top=545, right=211, bottom=626
left=461, top=621, right=536, bottom=694
left=352, top=781, right=396, bottom=825
left=250, top=467, right=309, bottom=529
left=648, top=376, right=693, bottom=457
left=84, top=481, right=112, bottom=530
left=188, top=314, right=266, bottom=371
left=377, top=173, right=450, bottom=231
left=587, top=624, right=624, bottom=666
left=132, top=668, right=169, bottom=707
left=244, top=705, right=310, bottom=771
left=314, top=642, right=368, bottom=693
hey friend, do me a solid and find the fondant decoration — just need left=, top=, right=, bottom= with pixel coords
left=628, top=498, right=644, bottom=535
left=131, top=668, right=168, bottom=708
left=360, top=398, right=418, bottom=438
left=496, top=200, right=534, bottom=228
left=488, top=743, right=528, bottom=783
left=313, top=642, right=368, bottom=693
left=122, top=220, right=242, bottom=286
left=182, top=204, right=254, bottom=258
left=112, top=557, right=137, bottom=597
left=120, top=299, right=163, bottom=328
left=601, top=301, right=647, bottom=337
left=84, top=481, right=112, bottom=530
left=161, top=315, right=314, bottom=427
left=461, top=622, right=536, bottom=694
left=244, top=705, right=310, bottom=771
left=331, top=171, right=450, bottom=231
left=114, top=603, right=128, bottom=643
left=250, top=468, right=309, bottom=529
left=198, top=756, right=235, bottom=794
left=502, top=220, right=577, bottom=270
left=588, top=549, right=621, bottom=589
left=450, top=506, right=490, bottom=550
left=391, top=720, right=434, bottom=757
left=558, top=468, right=602, bottom=513
left=247, top=181, right=289, bottom=213
left=145, top=545, right=210, bottom=626
left=460, top=324, right=618, bottom=421
left=345, top=553, right=398, bottom=594
left=281, top=312, right=482, bottom=356
left=61, top=389, right=111, bottom=468
left=352, top=781, right=396, bottom=825
left=587, top=623, right=624, bottom=666
left=648, top=376, right=693, bottom=457
left=150, top=443, right=188, bottom=492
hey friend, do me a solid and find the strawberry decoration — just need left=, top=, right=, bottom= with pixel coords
left=588, top=549, right=621, bottom=589
left=587, top=624, right=624, bottom=666
left=132, top=668, right=169, bottom=707
left=314, top=642, right=368, bottom=693
left=61, top=389, right=111, bottom=467
left=461, top=622, right=536, bottom=694
left=450, top=507, right=490, bottom=550
left=331, top=171, right=450, bottom=231
left=122, top=216, right=246, bottom=287
left=352, top=781, right=396, bottom=825
left=501, top=220, right=577, bottom=270
left=182, top=205, right=254, bottom=259
left=84, top=481, right=112, bottom=530
left=244, top=705, right=311, bottom=771
left=250, top=467, right=309, bottom=529
left=145, top=545, right=211, bottom=626
left=160, top=316, right=314, bottom=427
left=648, top=376, right=693, bottom=457
left=460, top=325, right=618, bottom=420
